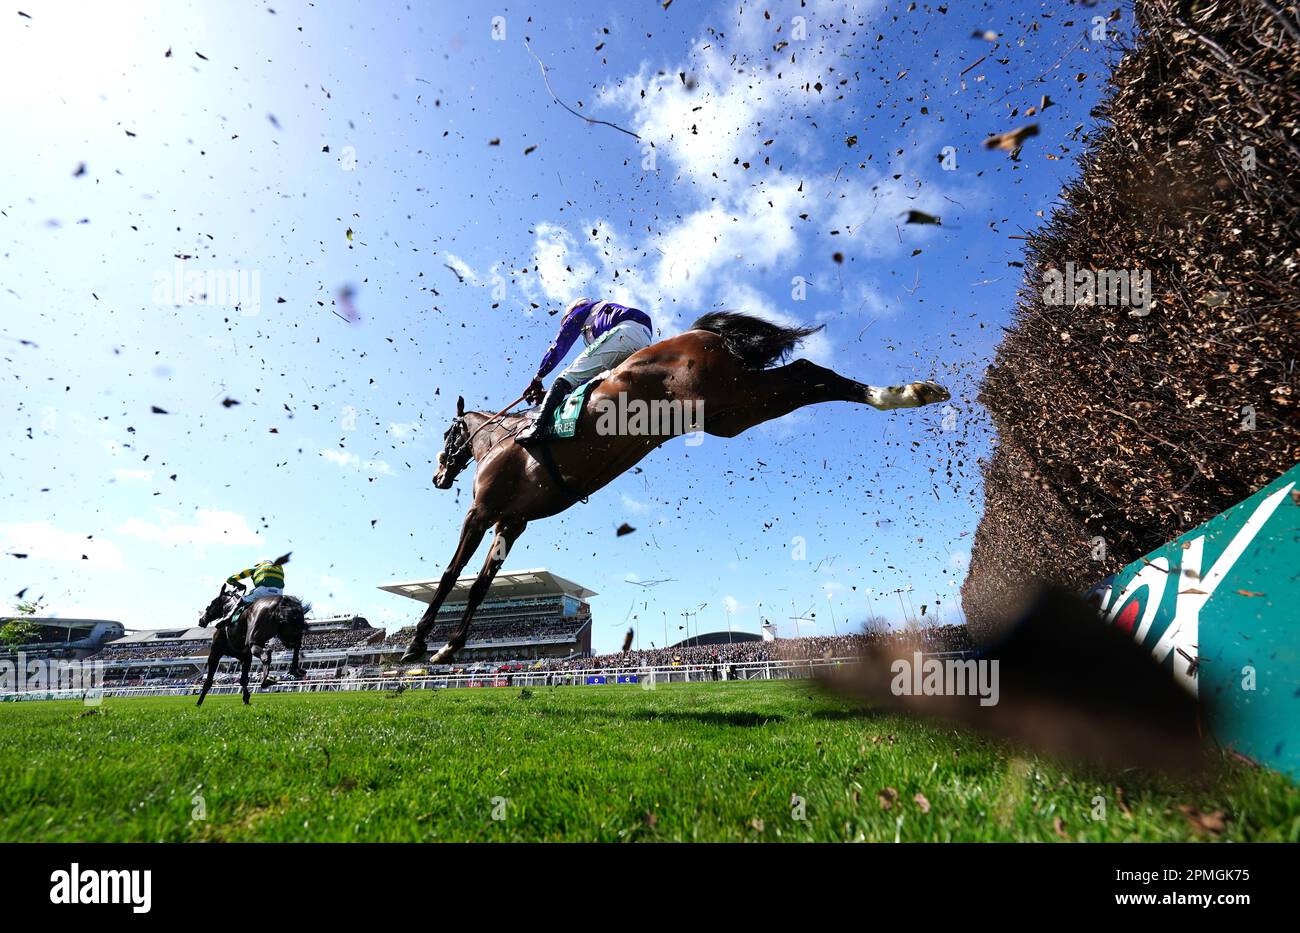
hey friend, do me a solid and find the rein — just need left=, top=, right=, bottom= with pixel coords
left=463, top=392, right=530, bottom=449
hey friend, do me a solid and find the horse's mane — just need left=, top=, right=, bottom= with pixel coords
left=465, top=410, right=530, bottom=458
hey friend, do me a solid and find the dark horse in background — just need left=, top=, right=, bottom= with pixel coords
left=195, top=587, right=308, bottom=705
left=401, top=311, right=949, bottom=666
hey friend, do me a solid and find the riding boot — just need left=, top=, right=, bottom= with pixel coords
left=516, top=377, right=573, bottom=446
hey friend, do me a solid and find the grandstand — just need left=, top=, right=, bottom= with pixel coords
left=84, top=615, right=386, bottom=686
left=374, top=568, right=595, bottom=663
left=38, top=572, right=594, bottom=690
left=0, top=617, right=124, bottom=660
left=2, top=567, right=973, bottom=696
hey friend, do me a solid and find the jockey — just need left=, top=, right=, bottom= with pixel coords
left=516, top=297, right=654, bottom=446
left=221, top=555, right=287, bottom=627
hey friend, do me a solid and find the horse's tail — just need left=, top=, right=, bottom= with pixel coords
left=688, top=311, right=822, bottom=369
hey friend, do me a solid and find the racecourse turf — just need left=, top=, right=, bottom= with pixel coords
left=0, top=681, right=1295, bottom=842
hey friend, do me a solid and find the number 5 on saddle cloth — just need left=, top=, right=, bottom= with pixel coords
left=541, top=374, right=606, bottom=441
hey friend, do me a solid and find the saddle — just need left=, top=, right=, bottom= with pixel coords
left=221, top=600, right=249, bottom=630
left=537, top=373, right=607, bottom=441
left=527, top=373, right=608, bottom=505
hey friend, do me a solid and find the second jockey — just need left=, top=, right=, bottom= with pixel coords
left=516, top=297, right=654, bottom=446
left=221, top=556, right=287, bottom=628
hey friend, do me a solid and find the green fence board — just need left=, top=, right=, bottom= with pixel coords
left=1090, top=463, right=1300, bottom=778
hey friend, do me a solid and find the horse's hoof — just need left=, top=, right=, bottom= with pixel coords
left=909, top=381, right=950, bottom=406
left=399, top=640, right=427, bottom=664
left=429, top=643, right=458, bottom=666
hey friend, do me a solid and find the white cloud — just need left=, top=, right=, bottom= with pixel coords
left=319, top=449, right=392, bottom=475
left=442, top=253, right=479, bottom=286
left=530, top=223, right=596, bottom=306
left=112, top=468, right=154, bottom=482
left=0, top=521, right=125, bottom=570
left=117, top=508, right=261, bottom=554
left=648, top=182, right=803, bottom=307
left=388, top=421, right=421, bottom=440
left=619, top=493, right=651, bottom=515
left=520, top=0, right=964, bottom=346
left=597, top=0, right=877, bottom=195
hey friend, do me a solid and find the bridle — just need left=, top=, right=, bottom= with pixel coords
left=439, top=392, right=531, bottom=478
left=438, top=416, right=474, bottom=476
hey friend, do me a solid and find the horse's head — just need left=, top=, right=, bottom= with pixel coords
left=199, top=588, right=237, bottom=626
left=433, top=396, right=472, bottom=490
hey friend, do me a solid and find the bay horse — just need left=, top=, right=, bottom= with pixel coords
left=195, top=587, right=309, bottom=705
left=402, top=311, right=949, bottom=665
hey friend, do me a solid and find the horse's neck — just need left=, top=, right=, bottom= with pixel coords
left=466, top=411, right=524, bottom=460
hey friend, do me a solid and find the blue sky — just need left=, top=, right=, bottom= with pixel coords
left=1, top=0, right=1116, bottom=651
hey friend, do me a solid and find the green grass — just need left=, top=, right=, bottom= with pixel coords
left=0, top=681, right=1295, bottom=842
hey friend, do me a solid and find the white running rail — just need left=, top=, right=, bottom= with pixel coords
left=1, top=657, right=863, bottom=701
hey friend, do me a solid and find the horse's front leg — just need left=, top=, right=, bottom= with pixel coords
left=196, top=646, right=221, bottom=707
left=429, top=517, right=527, bottom=666
left=401, top=508, right=492, bottom=662
left=239, top=652, right=252, bottom=704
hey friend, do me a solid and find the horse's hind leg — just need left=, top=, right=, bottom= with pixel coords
left=258, top=643, right=276, bottom=688
left=782, top=358, right=948, bottom=411
left=430, top=518, right=526, bottom=666
left=288, top=634, right=305, bottom=678
left=401, top=508, right=491, bottom=662
left=705, top=359, right=948, bottom=437
left=863, top=380, right=950, bottom=411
